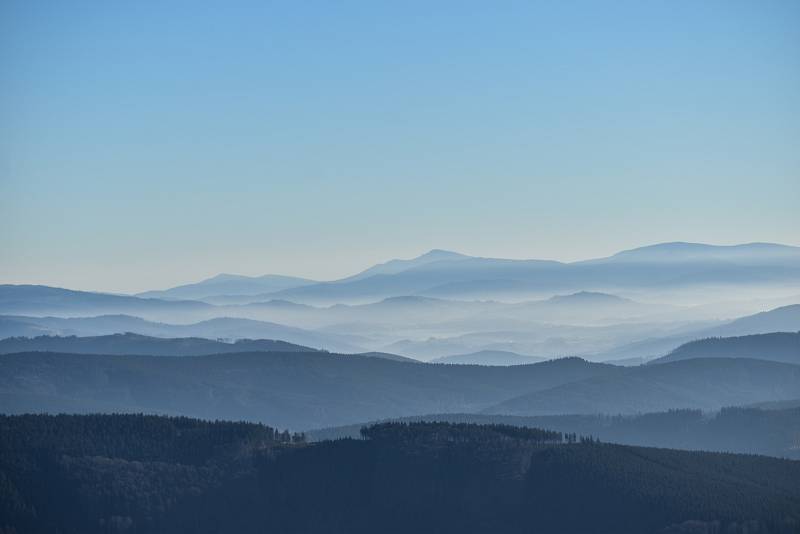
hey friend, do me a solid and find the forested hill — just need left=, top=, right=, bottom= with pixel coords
left=307, top=407, right=800, bottom=459
left=650, top=332, right=800, bottom=365
left=0, top=352, right=619, bottom=429
left=4, top=352, right=800, bottom=429
left=1, top=415, right=799, bottom=534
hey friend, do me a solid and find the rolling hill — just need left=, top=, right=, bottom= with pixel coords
left=706, top=303, right=800, bottom=337
left=650, top=332, right=800, bottom=365
left=594, top=303, right=800, bottom=362
left=0, top=285, right=211, bottom=320
left=485, top=357, right=800, bottom=416
left=0, top=333, right=319, bottom=356
left=0, top=353, right=620, bottom=430
left=307, top=406, right=800, bottom=459
left=0, top=314, right=366, bottom=353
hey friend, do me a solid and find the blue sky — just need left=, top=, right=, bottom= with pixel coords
left=1, top=0, right=798, bottom=292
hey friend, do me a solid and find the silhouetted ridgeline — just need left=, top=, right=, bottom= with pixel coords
left=309, top=407, right=800, bottom=459
left=1, top=415, right=798, bottom=534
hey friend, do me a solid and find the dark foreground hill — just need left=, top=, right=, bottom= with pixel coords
left=1, top=415, right=799, bottom=534
left=308, top=407, right=800, bottom=459
left=0, top=352, right=619, bottom=429
left=650, top=332, right=800, bottom=365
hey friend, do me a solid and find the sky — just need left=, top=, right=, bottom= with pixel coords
left=1, top=0, right=798, bottom=293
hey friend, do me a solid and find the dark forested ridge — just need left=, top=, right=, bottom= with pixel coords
left=650, top=332, right=800, bottom=365
left=309, top=407, right=800, bottom=459
left=1, top=415, right=799, bottom=534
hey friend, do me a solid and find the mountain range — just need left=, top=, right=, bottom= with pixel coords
left=241, top=243, right=800, bottom=304
left=1, top=301, right=798, bottom=363
left=121, top=242, right=800, bottom=305
left=138, top=273, right=316, bottom=301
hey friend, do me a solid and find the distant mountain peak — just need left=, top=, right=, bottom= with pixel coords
left=204, top=273, right=251, bottom=283
left=418, top=249, right=468, bottom=260
left=136, top=273, right=315, bottom=300
left=341, top=249, right=471, bottom=283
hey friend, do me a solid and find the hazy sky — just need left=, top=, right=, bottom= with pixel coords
left=1, top=0, right=798, bottom=293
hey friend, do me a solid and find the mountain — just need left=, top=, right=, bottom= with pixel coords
left=650, top=332, right=800, bottom=365
left=0, top=316, right=53, bottom=338
left=172, top=317, right=364, bottom=351
left=0, top=333, right=417, bottom=363
left=0, top=314, right=366, bottom=353
left=430, top=350, right=546, bottom=366
left=266, top=256, right=565, bottom=304
left=0, top=313, right=160, bottom=337
left=137, top=273, right=315, bottom=301
left=0, top=285, right=212, bottom=320
left=3, top=415, right=799, bottom=534
left=307, top=406, right=800, bottom=459
left=255, top=242, right=800, bottom=304
left=0, top=333, right=319, bottom=356
left=592, top=334, right=699, bottom=363
left=340, top=249, right=470, bottom=282
left=587, top=241, right=800, bottom=264
left=594, top=303, right=800, bottom=362
left=0, top=353, right=619, bottom=430
left=706, top=303, right=800, bottom=336
left=485, top=357, right=800, bottom=416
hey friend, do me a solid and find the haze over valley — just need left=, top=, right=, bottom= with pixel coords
left=2, top=1, right=799, bottom=531
left=3, top=242, right=799, bottom=362
left=3, top=243, right=800, bottom=533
